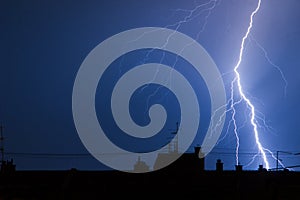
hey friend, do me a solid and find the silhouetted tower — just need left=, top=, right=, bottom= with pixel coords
left=0, top=126, right=16, bottom=173
left=133, top=156, right=150, bottom=173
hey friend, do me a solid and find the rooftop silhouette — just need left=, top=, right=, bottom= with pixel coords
left=1, top=146, right=300, bottom=199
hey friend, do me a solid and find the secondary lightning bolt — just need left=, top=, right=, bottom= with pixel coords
left=126, top=0, right=285, bottom=169
left=230, top=0, right=271, bottom=169
left=133, top=0, right=220, bottom=139
left=250, top=35, right=288, bottom=97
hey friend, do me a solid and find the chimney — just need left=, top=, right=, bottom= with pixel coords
left=194, top=146, right=205, bottom=171
left=194, top=146, right=200, bottom=155
left=235, top=164, right=243, bottom=172
left=216, top=159, right=223, bottom=172
left=258, top=164, right=267, bottom=172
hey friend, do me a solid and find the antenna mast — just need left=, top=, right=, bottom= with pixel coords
left=0, top=125, right=4, bottom=164
left=169, top=122, right=179, bottom=153
left=174, top=122, right=179, bottom=153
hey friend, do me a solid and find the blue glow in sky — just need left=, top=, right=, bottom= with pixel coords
left=1, top=0, right=300, bottom=171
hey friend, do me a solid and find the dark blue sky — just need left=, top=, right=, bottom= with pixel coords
left=1, top=0, right=300, bottom=171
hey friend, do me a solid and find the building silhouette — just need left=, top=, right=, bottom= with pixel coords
left=133, top=156, right=150, bottom=173
left=0, top=146, right=300, bottom=199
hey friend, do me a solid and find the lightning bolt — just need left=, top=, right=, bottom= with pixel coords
left=230, top=0, right=273, bottom=170
left=124, top=0, right=287, bottom=170
left=164, top=0, right=286, bottom=170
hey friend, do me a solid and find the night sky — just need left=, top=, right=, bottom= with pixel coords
left=1, top=0, right=300, bottom=171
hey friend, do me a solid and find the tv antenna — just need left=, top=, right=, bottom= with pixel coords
left=0, top=125, right=4, bottom=164
left=168, top=122, right=179, bottom=153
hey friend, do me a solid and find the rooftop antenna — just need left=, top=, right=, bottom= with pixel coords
left=0, top=125, right=4, bottom=164
left=169, top=122, right=179, bottom=153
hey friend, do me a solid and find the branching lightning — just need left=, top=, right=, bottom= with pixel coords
left=134, top=0, right=220, bottom=143
left=126, top=0, right=288, bottom=170
left=167, top=0, right=275, bottom=168
left=249, top=35, right=288, bottom=97
left=230, top=0, right=273, bottom=170
left=144, top=0, right=277, bottom=168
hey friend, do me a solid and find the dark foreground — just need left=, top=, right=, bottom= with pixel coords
left=1, top=169, right=300, bottom=200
